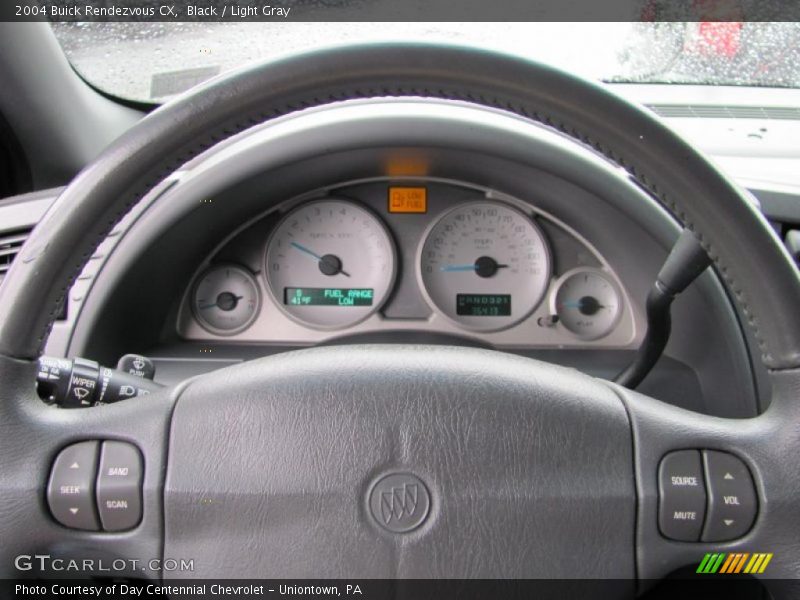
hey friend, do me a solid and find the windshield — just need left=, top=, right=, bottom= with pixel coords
left=51, top=22, right=800, bottom=103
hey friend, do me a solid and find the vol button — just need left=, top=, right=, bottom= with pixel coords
left=701, top=451, right=757, bottom=542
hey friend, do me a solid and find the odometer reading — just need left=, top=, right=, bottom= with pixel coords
left=420, top=200, right=551, bottom=331
left=285, top=287, right=374, bottom=307
left=456, top=294, right=511, bottom=317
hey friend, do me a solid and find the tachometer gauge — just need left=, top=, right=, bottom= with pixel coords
left=419, top=201, right=551, bottom=331
left=192, top=264, right=261, bottom=335
left=264, top=199, right=396, bottom=329
left=552, top=268, right=622, bottom=340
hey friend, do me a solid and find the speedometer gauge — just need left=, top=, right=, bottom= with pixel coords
left=419, top=201, right=551, bottom=331
left=264, top=199, right=396, bottom=329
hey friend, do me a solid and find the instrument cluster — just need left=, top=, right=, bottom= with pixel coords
left=180, top=179, right=634, bottom=347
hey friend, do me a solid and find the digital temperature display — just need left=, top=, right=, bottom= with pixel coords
left=456, top=294, right=511, bottom=317
left=285, top=287, right=374, bottom=307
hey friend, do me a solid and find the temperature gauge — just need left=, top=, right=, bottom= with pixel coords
left=191, top=264, right=261, bottom=335
left=553, top=268, right=622, bottom=340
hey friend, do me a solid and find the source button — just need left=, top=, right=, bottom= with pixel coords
left=658, top=450, right=706, bottom=541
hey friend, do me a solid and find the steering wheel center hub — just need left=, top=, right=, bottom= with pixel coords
left=162, top=345, right=634, bottom=579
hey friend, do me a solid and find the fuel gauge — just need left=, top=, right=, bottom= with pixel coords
left=192, top=264, right=261, bottom=335
left=553, top=268, right=622, bottom=340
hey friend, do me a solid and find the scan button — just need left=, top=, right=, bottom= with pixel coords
left=96, top=441, right=143, bottom=531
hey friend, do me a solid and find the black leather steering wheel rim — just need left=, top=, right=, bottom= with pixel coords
left=1, top=42, right=800, bottom=593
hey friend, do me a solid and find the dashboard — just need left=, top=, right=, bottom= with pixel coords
left=0, top=96, right=780, bottom=419
left=5, top=34, right=800, bottom=587
left=177, top=179, right=635, bottom=348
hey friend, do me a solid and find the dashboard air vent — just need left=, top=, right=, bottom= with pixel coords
left=0, top=227, right=31, bottom=288
left=648, top=104, right=800, bottom=120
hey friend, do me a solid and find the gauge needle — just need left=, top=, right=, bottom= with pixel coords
left=561, top=300, right=581, bottom=308
left=440, top=257, right=509, bottom=278
left=199, top=294, right=243, bottom=310
left=290, top=241, right=351, bottom=277
left=290, top=241, right=324, bottom=261
left=561, top=297, right=608, bottom=317
left=561, top=300, right=606, bottom=309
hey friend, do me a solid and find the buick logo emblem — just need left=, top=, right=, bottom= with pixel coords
left=368, top=473, right=431, bottom=533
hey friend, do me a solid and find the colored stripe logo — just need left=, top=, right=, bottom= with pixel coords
left=697, top=552, right=773, bottom=574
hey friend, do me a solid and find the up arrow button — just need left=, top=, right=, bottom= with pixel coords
left=724, top=473, right=734, bottom=480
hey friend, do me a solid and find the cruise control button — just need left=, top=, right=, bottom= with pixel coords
left=96, top=441, right=143, bottom=531
left=658, top=450, right=706, bottom=541
left=47, top=441, right=101, bottom=530
left=701, top=450, right=757, bottom=542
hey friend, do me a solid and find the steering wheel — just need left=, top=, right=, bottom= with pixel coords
left=1, top=44, right=799, bottom=597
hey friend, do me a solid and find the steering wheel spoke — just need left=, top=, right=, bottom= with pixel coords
left=615, top=372, right=800, bottom=588
left=0, top=354, right=173, bottom=580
